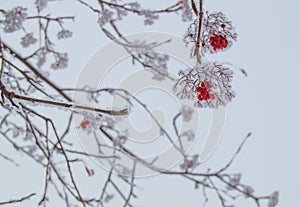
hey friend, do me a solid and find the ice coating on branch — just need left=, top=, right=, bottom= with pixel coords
left=20, top=33, right=37, bottom=48
left=173, top=61, right=235, bottom=108
left=2, top=7, right=27, bottom=33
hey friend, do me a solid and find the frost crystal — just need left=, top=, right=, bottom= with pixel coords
left=20, top=33, right=37, bottom=48
left=268, top=191, right=279, bottom=207
left=98, top=9, right=114, bottom=26
left=57, top=29, right=73, bottom=39
left=36, top=48, right=48, bottom=68
left=180, top=129, right=195, bottom=141
left=180, top=154, right=199, bottom=170
left=140, top=10, right=159, bottom=25
left=113, top=135, right=127, bottom=147
left=27, top=145, right=37, bottom=154
left=115, top=7, right=128, bottom=21
left=35, top=0, right=48, bottom=11
left=128, top=2, right=141, bottom=10
left=181, top=105, right=194, bottom=122
left=3, top=7, right=27, bottom=33
left=242, top=185, right=254, bottom=197
left=101, top=116, right=115, bottom=128
left=51, top=53, right=69, bottom=69
left=227, top=173, right=241, bottom=190
left=104, top=194, right=114, bottom=203
left=173, top=61, right=235, bottom=108
left=180, top=0, right=193, bottom=22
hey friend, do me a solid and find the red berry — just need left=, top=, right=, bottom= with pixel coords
left=208, top=93, right=215, bottom=99
left=196, top=86, right=202, bottom=92
left=198, top=94, right=203, bottom=101
left=81, top=120, right=90, bottom=129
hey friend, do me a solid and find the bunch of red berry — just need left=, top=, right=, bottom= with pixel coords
left=209, top=34, right=228, bottom=51
left=195, top=81, right=215, bottom=101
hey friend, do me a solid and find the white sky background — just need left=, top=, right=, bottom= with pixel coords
left=0, top=0, right=300, bottom=206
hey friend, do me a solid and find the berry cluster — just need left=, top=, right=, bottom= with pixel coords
left=195, top=81, right=215, bottom=101
left=209, top=34, right=228, bottom=51
left=202, top=12, right=237, bottom=54
left=173, top=62, right=235, bottom=108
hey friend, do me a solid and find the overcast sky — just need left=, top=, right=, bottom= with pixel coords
left=0, top=0, right=299, bottom=206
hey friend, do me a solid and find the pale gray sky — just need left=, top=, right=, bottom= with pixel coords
left=0, top=0, right=299, bottom=206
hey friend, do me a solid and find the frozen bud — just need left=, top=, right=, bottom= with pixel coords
left=180, top=130, right=195, bottom=141
left=181, top=105, right=194, bottom=122
left=57, top=29, right=73, bottom=39
left=98, top=9, right=114, bottom=26
left=27, top=145, right=37, bottom=154
left=113, top=135, right=127, bottom=147
left=121, top=166, right=131, bottom=175
left=36, top=48, right=48, bottom=68
left=35, top=0, right=48, bottom=11
left=51, top=53, right=68, bottom=69
left=180, top=154, right=199, bottom=171
left=12, top=129, right=21, bottom=138
left=128, top=2, right=141, bottom=10
left=227, top=173, right=241, bottom=190
left=20, top=33, right=37, bottom=48
left=3, top=7, right=28, bottom=33
left=268, top=191, right=279, bottom=207
left=140, top=10, right=159, bottom=25
left=181, top=0, right=193, bottom=22
left=101, top=116, right=115, bottom=128
left=36, top=154, right=45, bottom=162
left=115, top=7, right=128, bottom=20
left=241, top=185, right=254, bottom=197
left=24, top=131, right=33, bottom=141
left=104, top=194, right=114, bottom=203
